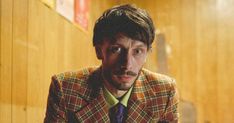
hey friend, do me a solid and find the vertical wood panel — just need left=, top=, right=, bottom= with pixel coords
left=27, top=0, right=46, bottom=122
left=0, top=1, right=2, bottom=68
left=217, top=0, right=234, bottom=122
left=0, top=0, right=13, bottom=122
left=56, top=18, right=66, bottom=72
left=196, top=0, right=218, bottom=122
left=144, top=0, right=165, bottom=72
left=44, top=2, right=59, bottom=83
left=180, top=0, right=197, bottom=103
left=160, top=0, right=182, bottom=85
left=12, top=0, right=28, bottom=122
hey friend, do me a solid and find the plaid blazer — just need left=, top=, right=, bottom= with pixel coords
left=44, top=67, right=179, bottom=123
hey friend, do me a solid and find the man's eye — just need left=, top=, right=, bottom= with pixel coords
left=134, top=49, right=143, bottom=54
left=110, top=47, right=121, bottom=53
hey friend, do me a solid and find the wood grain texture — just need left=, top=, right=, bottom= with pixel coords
left=27, top=1, right=47, bottom=122
left=0, top=0, right=13, bottom=122
left=12, top=0, right=28, bottom=122
left=216, top=0, right=234, bottom=122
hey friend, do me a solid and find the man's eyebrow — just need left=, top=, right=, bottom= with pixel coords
left=109, top=43, right=124, bottom=47
left=110, top=42, right=147, bottom=48
left=134, top=43, right=147, bottom=48
left=109, top=43, right=122, bottom=47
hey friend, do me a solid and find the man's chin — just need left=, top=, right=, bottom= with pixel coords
left=112, top=79, right=134, bottom=90
left=115, top=84, right=132, bottom=91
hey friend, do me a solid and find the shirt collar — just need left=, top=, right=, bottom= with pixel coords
left=103, top=86, right=133, bottom=108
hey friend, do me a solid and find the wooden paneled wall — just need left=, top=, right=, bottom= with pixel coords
left=1, top=0, right=234, bottom=123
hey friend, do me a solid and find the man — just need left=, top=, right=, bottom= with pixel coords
left=44, top=4, right=179, bottom=123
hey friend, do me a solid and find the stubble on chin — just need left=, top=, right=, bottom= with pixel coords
left=110, top=74, right=140, bottom=91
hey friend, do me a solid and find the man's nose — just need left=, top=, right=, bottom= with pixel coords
left=120, top=52, right=133, bottom=70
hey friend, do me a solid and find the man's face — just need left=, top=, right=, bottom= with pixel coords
left=96, top=33, right=149, bottom=90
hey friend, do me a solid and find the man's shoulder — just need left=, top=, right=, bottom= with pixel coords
left=141, top=68, right=177, bottom=90
left=52, top=66, right=99, bottom=85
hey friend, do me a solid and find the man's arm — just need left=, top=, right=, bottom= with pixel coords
left=44, top=76, right=67, bottom=123
left=161, top=79, right=180, bottom=123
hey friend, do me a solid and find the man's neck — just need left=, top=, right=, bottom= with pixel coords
left=103, top=80, right=128, bottom=98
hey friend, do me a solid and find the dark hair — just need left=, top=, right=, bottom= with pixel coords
left=93, top=4, right=155, bottom=49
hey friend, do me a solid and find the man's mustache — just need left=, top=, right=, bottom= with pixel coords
left=114, top=70, right=137, bottom=76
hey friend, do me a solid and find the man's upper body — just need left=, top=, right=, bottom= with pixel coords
left=44, top=4, right=179, bottom=123
left=44, top=67, right=179, bottom=123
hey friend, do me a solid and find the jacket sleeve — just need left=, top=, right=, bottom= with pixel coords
left=161, top=79, right=180, bottom=122
left=44, top=76, right=68, bottom=123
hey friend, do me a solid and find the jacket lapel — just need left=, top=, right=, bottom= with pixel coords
left=74, top=90, right=110, bottom=122
left=125, top=71, right=159, bottom=122
left=74, top=67, right=110, bottom=122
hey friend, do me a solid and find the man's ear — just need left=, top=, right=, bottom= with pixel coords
left=95, top=46, right=103, bottom=60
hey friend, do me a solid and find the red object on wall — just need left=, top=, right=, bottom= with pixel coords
left=74, top=0, right=89, bottom=31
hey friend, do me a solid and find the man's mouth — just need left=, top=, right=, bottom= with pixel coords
left=116, top=75, right=134, bottom=82
left=113, top=70, right=137, bottom=77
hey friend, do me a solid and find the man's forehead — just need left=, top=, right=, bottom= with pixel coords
left=110, top=33, right=147, bottom=46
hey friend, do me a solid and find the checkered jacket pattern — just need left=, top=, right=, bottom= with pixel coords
left=44, top=67, right=179, bottom=123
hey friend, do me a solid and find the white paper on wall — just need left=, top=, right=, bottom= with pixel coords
left=56, top=0, right=74, bottom=22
